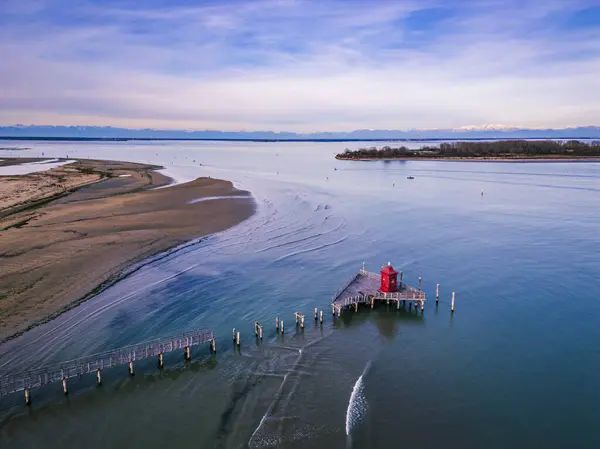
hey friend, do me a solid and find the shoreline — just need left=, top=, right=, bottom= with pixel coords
left=335, top=156, right=600, bottom=163
left=0, top=158, right=254, bottom=343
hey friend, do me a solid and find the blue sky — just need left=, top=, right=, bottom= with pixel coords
left=1, top=0, right=600, bottom=131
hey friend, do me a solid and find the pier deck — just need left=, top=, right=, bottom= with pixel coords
left=0, top=328, right=214, bottom=397
left=332, top=267, right=426, bottom=314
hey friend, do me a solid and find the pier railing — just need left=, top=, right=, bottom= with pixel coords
left=0, top=328, right=214, bottom=397
left=331, top=272, right=360, bottom=301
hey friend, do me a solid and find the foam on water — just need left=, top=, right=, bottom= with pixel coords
left=345, top=361, right=371, bottom=436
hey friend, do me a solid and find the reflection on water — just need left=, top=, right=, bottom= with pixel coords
left=1, top=140, right=600, bottom=449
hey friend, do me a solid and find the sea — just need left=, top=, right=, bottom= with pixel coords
left=0, top=140, right=599, bottom=449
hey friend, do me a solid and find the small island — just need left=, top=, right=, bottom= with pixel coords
left=336, top=140, right=600, bottom=161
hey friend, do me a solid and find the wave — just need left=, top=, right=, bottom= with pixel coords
left=345, top=360, right=371, bottom=436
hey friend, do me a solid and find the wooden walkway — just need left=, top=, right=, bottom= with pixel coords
left=332, top=267, right=426, bottom=315
left=0, top=328, right=215, bottom=398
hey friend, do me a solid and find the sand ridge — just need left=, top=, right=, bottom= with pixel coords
left=0, top=158, right=254, bottom=342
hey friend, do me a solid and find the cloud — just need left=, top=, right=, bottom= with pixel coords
left=1, top=0, right=600, bottom=131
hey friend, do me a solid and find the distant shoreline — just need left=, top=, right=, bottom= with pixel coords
left=2, top=136, right=600, bottom=143
left=335, top=156, right=600, bottom=163
left=336, top=140, right=600, bottom=162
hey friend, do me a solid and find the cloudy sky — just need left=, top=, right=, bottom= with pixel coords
left=1, top=0, right=600, bottom=132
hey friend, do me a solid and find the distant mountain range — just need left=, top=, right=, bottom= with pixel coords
left=1, top=125, right=599, bottom=140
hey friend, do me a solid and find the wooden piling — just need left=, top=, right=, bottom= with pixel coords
left=301, top=315, right=305, bottom=329
left=184, top=346, right=191, bottom=361
left=96, top=368, right=102, bottom=386
left=276, top=316, right=279, bottom=331
left=158, top=352, right=164, bottom=368
left=355, top=302, right=358, bottom=312
left=129, top=360, right=134, bottom=376
left=295, top=313, right=299, bottom=325
left=212, top=339, right=217, bottom=353
left=421, top=300, right=424, bottom=311
left=320, top=310, right=323, bottom=323
left=25, top=389, right=30, bottom=406
left=451, top=292, right=455, bottom=312
left=370, top=297, right=374, bottom=309
left=280, top=320, right=284, bottom=334
left=233, top=328, right=236, bottom=341
left=314, top=308, right=318, bottom=320
left=436, top=284, right=440, bottom=303
left=418, top=276, right=422, bottom=291
left=62, top=378, right=68, bottom=395
left=259, top=327, right=263, bottom=340
left=236, top=331, right=240, bottom=346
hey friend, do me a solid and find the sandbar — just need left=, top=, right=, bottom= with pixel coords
left=0, top=158, right=254, bottom=342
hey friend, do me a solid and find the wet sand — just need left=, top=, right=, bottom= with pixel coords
left=0, top=159, right=254, bottom=342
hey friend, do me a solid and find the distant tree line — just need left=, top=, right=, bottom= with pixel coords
left=336, top=140, right=600, bottom=160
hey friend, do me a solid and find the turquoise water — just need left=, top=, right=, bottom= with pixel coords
left=1, top=140, right=599, bottom=448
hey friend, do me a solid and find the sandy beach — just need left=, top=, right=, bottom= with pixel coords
left=0, top=158, right=254, bottom=342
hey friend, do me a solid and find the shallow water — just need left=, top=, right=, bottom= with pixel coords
left=0, top=158, right=75, bottom=175
left=1, top=140, right=599, bottom=448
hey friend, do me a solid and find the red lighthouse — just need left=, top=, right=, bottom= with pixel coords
left=380, top=262, right=398, bottom=293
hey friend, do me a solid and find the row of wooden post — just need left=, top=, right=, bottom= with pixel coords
left=24, top=337, right=217, bottom=405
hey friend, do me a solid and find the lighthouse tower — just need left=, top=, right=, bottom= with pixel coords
left=380, top=262, right=398, bottom=293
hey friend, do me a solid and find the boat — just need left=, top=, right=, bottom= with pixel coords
left=407, top=176, right=414, bottom=179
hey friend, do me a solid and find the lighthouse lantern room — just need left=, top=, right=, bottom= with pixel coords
left=380, top=262, right=398, bottom=293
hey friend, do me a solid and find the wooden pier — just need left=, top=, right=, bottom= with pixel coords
left=332, top=264, right=426, bottom=316
left=0, top=328, right=215, bottom=399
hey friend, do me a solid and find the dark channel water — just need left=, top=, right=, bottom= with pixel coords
left=1, top=140, right=600, bottom=448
